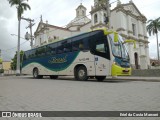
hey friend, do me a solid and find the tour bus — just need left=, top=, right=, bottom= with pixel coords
left=22, top=29, right=131, bottom=81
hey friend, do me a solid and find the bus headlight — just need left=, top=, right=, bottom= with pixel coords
left=113, top=62, right=120, bottom=66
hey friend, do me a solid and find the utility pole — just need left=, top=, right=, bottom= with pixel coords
left=21, top=17, right=35, bottom=49
left=106, top=0, right=111, bottom=29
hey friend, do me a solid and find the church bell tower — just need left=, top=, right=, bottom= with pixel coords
left=90, top=0, right=108, bottom=30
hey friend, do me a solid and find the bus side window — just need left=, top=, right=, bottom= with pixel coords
left=72, top=40, right=85, bottom=51
left=23, top=53, right=27, bottom=61
left=57, top=41, right=63, bottom=54
left=35, top=46, right=46, bottom=57
left=94, top=39, right=106, bottom=58
left=47, top=43, right=56, bottom=55
left=64, top=41, right=72, bottom=52
left=24, top=51, right=30, bottom=60
left=28, top=49, right=36, bottom=59
left=79, top=42, right=84, bottom=50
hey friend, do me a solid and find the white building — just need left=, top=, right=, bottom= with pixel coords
left=34, top=0, right=150, bottom=69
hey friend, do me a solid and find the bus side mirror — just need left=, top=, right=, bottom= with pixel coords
left=114, top=33, right=118, bottom=42
left=0, top=58, right=2, bottom=64
left=124, top=40, right=136, bottom=48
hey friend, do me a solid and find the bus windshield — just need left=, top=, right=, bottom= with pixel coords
left=109, top=34, right=129, bottom=60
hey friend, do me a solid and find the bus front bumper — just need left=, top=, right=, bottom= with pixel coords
left=111, top=64, right=131, bottom=76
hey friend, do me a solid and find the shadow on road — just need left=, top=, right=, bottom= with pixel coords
left=23, top=76, right=131, bottom=83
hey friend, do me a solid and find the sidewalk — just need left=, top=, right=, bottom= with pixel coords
left=106, top=76, right=160, bottom=82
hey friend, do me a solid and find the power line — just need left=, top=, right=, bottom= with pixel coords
left=1, top=40, right=29, bottom=52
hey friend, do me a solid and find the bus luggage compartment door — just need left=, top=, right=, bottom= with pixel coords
left=94, top=55, right=109, bottom=76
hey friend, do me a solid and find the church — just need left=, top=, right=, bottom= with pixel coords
left=34, top=0, right=150, bottom=69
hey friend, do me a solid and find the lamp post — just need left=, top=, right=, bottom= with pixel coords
left=11, top=34, right=26, bottom=39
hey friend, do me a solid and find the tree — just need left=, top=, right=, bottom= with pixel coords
left=8, top=0, right=31, bottom=75
left=0, top=58, right=2, bottom=64
left=147, top=17, right=160, bottom=61
left=11, top=51, right=24, bottom=70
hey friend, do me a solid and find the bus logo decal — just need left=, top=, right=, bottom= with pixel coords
left=48, top=55, right=67, bottom=64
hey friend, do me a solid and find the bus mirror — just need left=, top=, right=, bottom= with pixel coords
left=114, top=33, right=118, bottom=42
left=124, top=40, right=136, bottom=48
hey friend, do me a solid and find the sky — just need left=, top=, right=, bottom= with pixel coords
left=0, top=0, right=160, bottom=61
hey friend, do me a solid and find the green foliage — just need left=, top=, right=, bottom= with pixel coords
left=0, top=69, right=4, bottom=73
left=147, top=17, right=160, bottom=60
left=11, top=51, right=24, bottom=70
left=0, top=58, right=2, bottom=64
left=8, top=0, right=31, bottom=20
left=147, top=17, right=160, bottom=36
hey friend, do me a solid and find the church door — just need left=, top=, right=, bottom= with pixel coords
left=134, top=52, right=139, bottom=69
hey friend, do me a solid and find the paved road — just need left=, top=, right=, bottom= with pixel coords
left=0, top=76, right=160, bottom=120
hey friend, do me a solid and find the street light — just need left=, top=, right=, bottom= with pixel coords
left=11, top=34, right=26, bottom=40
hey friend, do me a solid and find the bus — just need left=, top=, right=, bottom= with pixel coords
left=22, top=29, right=131, bottom=81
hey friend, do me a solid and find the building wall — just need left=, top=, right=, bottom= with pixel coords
left=35, top=27, right=72, bottom=47
left=80, top=22, right=91, bottom=33
left=2, top=61, right=11, bottom=70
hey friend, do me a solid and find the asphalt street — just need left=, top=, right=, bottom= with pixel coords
left=0, top=76, right=160, bottom=120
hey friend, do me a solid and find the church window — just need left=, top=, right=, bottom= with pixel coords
left=82, top=10, right=85, bottom=16
left=94, top=14, right=98, bottom=24
left=40, top=38, right=42, bottom=44
left=77, top=11, right=79, bottom=16
left=104, top=13, right=107, bottom=23
left=132, top=23, right=136, bottom=36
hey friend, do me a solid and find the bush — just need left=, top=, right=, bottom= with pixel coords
left=0, top=69, right=4, bottom=73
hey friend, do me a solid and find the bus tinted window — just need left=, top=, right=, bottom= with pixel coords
left=63, top=40, right=72, bottom=52
left=28, top=49, right=36, bottom=59
left=96, top=44, right=105, bottom=53
left=57, top=41, right=63, bottom=54
left=35, top=46, right=46, bottom=57
left=72, top=40, right=84, bottom=51
left=46, top=43, right=56, bottom=55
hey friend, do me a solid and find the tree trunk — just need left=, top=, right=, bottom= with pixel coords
left=156, top=33, right=160, bottom=61
left=16, top=19, right=21, bottom=75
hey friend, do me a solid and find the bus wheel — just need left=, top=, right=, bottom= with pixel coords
left=50, top=75, right=58, bottom=79
left=75, top=66, right=88, bottom=81
left=95, top=76, right=106, bottom=82
left=33, top=68, right=43, bottom=79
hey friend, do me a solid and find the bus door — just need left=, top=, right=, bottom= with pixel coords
left=94, top=39, right=110, bottom=76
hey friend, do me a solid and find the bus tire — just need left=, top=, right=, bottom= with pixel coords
left=95, top=76, right=106, bottom=81
left=50, top=75, right=58, bottom=79
left=75, top=66, right=88, bottom=81
left=33, top=68, right=43, bottom=79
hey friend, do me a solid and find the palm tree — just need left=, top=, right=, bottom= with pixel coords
left=147, top=17, right=160, bottom=61
left=8, top=0, right=31, bottom=75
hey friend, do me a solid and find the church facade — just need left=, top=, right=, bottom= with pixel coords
left=34, top=0, right=150, bottom=69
